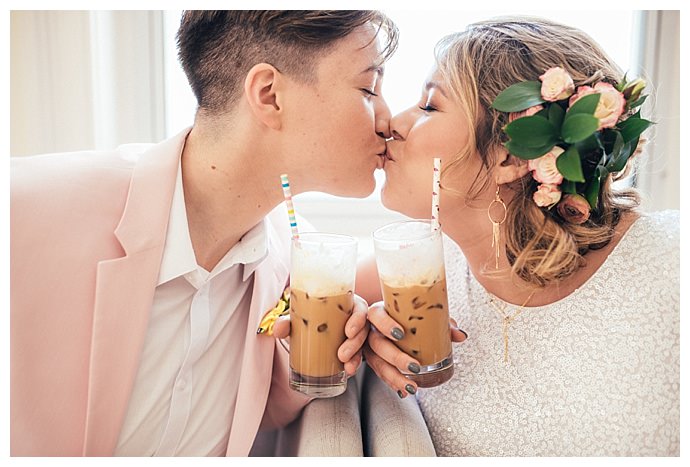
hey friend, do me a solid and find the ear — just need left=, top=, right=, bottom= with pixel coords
left=492, top=146, right=530, bottom=185
left=243, top=63, right=283, bottom=130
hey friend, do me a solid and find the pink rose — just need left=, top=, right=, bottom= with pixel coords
left=533, top=183, right=562, bottom=208
left=591, top=82, right=626, bottom=129
left=527, top=146, right=565, bottom=184
left=569, top=83, right=626, bottom=130
left=539, top=67, right=575, bottom=102
left=556, top=194, right=591, bottom=224
left=509, top=104, right=544, bottom=123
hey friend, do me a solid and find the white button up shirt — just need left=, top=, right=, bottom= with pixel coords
left=115, top=162, right=268, bottom=456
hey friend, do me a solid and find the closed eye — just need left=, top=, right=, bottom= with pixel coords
left=418, top=105, right=437, bottom=112
left=361, top=88, right=379, bottom=98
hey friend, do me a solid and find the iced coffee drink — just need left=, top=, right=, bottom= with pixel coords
left=373, top=220, right=454, bottom=387
left=289, top=233, right=357, bottom=398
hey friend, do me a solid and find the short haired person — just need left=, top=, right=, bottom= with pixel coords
left=11, top=10, right=397, bottom=456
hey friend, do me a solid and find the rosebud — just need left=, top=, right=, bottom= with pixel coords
left=539, top=67, right=575, bottom=102
left=533, top=184, right=562, bottom=208
left=622, top=78, right=646, bottom=103
left=556, top=194, right=591, bottom=224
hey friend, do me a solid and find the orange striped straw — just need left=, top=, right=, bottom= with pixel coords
left=280, top=174, right=299, bottom=239
left=431, top=158, right=441, bottom=231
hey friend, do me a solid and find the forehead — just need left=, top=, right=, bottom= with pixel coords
left=423, top=66, right=450, bottom=98
left=315, top=24, right=385, bottom=79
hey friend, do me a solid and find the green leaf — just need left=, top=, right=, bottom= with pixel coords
left=548, top=103, right=565, bottom=131
left=628, top=94, right=648, bottom=110
left=491, top=81, right=545, bottom=112
left=556, top=146, right=585, bottom=182
left=504, top=140, right=554, bottom=159
left=615, top=73, right=628, bottom=92
left=606, top=137, right=638, bottom=173
left=505, top=115, right=558, bottom=148
left=561, top=180, right=578, bottom=195
left=617, top=114, right=653, bottom=143
left=561, top=114, right=600, bottom=143
left=566, top=93, right=601, bottom=117
left=584, top=166, right=606, bottom=209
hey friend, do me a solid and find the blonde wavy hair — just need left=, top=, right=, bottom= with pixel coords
left=435, top=16, right=641, bottom=288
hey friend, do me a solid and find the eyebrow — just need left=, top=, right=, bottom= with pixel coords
left=361, top=64, right=384, bottom=76
left=425, top=80, right=448, bottom=98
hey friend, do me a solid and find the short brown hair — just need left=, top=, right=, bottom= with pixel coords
left=176, top=10, right=398, bottom=115
left=435, top=17, right=641, bottom=288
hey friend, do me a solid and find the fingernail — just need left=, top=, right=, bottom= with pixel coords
left=397, top=390, right=404, bottom=399
left=405, top=384, right=416, bottom=395
left=408, top=362, right=420, bottom=374
left=457, top=328, right=468, bottom=339
left=391, top=327, right=404, bottom=340
left=342, top=346, right=353, bottom=360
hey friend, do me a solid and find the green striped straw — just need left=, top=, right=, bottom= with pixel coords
left=280, top=174, right=299, bottom=239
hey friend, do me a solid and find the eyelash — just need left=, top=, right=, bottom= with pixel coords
left=361, top=88, right=379, bottom=98
left=419, top=105, right=437, bottom=112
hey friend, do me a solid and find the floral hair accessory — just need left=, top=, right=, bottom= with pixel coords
left=491, top=67, right=652, bottom=223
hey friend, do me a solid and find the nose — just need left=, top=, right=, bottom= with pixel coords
left=374, top=94, right=392, bottom=140
left=389, top=110, right=410, bottom=141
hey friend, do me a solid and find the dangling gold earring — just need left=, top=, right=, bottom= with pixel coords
left=487, top=185, right=507, bottom=269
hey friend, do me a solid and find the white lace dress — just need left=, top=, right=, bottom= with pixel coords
left=417, top=210, right=680, bottom=456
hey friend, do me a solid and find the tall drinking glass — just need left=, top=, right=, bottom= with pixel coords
left=373, top=220, right=453, bottom=387
left=289, top=232, right=357, bottom=398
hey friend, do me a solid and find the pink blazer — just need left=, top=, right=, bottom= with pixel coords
left=10, top=129, right=310, bottom=456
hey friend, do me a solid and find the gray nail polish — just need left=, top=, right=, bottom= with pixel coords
left=397, top=390, right=404, bottom=399
left=408, top=362, right=420, bottom=374
left=391, top=327, right=404, bottom=340
left=405, top=384, right=416, bottom=395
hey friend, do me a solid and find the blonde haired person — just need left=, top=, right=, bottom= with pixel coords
left=358, top=17, right=679, bottom=456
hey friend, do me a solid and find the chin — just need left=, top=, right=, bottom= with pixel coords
left=381, top=183, right=410, bottom=216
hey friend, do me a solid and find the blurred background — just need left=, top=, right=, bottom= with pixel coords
left=10, top=10, right=680, bottom=257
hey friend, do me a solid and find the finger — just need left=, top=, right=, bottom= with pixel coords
left=346, top=295, right=369, bottom=339
left=272, top=315, right=290, bottom=339
left=338, top=320, right=369, bottom=363
left=363, top=344, right=417, bottom=399
left=368, top=301, right=406, bottom=342
left=344, top=350, right=362, bottom=377
left=368, top=326, right=420, bottom=375
left=449, top=317, right=467, bottom=343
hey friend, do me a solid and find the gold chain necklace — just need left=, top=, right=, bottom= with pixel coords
left=488, top=291, right=536, bottom=363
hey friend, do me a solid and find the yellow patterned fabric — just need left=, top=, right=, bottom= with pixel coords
left=257, top=288, right=290, bottom=336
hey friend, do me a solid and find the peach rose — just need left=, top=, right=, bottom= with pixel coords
left=557, top=194, right=591, bottom=224
left=569, top=83, right=626, bottom=130
left=527, top=146, right=565, bottom=185
left=533, top=183, right=562, bottom=208
left=539, top=67, right=575, bottom=102
left=509, top=104, right=544, bottom=123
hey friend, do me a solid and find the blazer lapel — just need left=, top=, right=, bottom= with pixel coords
left=226, top=225, right=289, bottom=456
left=82, top=130, right=188, bottom=455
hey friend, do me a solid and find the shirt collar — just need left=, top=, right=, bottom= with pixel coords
left=157, top=161, right=269, bottom=287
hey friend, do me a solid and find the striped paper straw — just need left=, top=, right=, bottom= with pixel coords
left=431, top=158, right=441, bottom=231
left=280, top=174, right=299, bottom=239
